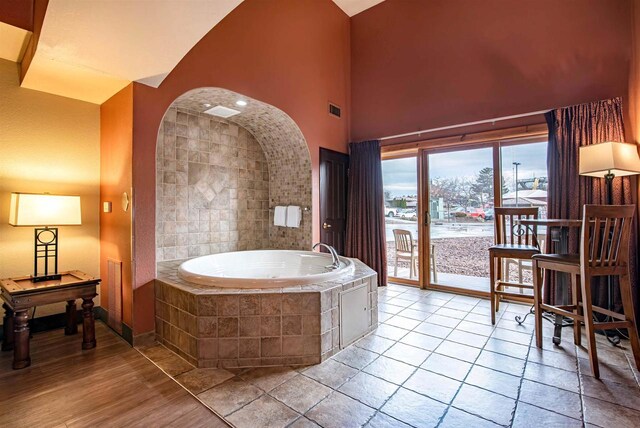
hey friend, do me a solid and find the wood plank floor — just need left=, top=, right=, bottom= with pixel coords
left=0, top=321, right=228, bottom=428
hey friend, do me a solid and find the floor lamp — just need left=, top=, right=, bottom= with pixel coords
left=579, top=141, right=640, bottom=344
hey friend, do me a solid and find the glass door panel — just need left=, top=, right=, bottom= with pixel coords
left=499, top=142, right=548, bottom=289
left=382, top=157, right=419, bottom=283
left=427, top=147, right=494, bottom=293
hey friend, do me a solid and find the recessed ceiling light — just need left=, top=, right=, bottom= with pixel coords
left=236, top=100, right=247, bottom=107
left=203, top=105, right=241, bottom=118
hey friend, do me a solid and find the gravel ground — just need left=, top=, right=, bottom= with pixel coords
left=387, top=236, right=533, bottom=283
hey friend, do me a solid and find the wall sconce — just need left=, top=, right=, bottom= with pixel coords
left=9, top=192, right=82, bottom=282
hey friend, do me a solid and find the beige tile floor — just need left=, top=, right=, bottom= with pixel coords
left=139, top=283, right=640, bottom=428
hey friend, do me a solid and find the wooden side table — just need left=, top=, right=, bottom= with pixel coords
left=1, top=270, right=100, bottom=369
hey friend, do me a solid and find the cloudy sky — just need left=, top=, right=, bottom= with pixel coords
left=382, top=141, right=547, bottom=197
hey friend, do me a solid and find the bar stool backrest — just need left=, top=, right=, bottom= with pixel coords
left=581, top=204, right=635, bottom=272
left=494, top=207, right=539, bottom=246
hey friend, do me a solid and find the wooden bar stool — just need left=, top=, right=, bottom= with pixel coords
left=489, top=207, right=540, bottom=324
left=532, top=204, right=640, bottom=378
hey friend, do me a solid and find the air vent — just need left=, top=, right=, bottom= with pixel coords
left=329, top=103, right=341, bottom=118
left=203, top=105, right=241, bottom=118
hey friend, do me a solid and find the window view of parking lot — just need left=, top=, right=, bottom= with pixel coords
left=382, top=157, right=420, bottom=281
left=382, top=142, right=547, bottom=291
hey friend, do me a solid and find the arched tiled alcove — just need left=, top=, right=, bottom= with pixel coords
left=155, top=87, right=312, bottom=262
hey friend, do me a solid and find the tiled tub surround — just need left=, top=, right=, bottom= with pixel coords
left=155, top=258, right=378, bottom=368
left=157, top=107, right=270, bottom=261
left=157, top=87, right=313, bottom=260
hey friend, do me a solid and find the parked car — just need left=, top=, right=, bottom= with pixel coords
left=484, top=208, right=494, bottom=220
left=467, top=208, right=486, bottom=220
left=384, top=206, right=398, bottom=217
left=447, top=207, right=467, bottom=218
left=398, top=208, right=418, bottom=221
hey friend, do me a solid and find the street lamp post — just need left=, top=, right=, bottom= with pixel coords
left=513, top=162, right=521, bottom=207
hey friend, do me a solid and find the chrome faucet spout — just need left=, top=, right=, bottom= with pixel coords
left=312, top=243, right=341, bottom=270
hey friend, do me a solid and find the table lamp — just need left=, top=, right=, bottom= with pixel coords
left=9, top=192, right=82, bottom=282
left=579, top=141, right=640, bottom=204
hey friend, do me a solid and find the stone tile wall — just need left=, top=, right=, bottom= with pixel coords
left=171, top=88, right=313, bottom=252
left=156, top=107, right=270, bottom=261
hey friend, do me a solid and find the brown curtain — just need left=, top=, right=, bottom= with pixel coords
left=545, top=97, right=638, bottom=314
left=345, top=140, right=387, bottom=287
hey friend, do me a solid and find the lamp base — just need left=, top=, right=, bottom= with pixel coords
left=32, top=273, right=62, bottom=283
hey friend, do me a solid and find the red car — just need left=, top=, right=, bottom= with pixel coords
left=467, top=208, right=486, bottom=220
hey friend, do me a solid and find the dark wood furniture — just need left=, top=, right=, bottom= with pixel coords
left=517, top=218, right=584, bottom=343
left=532, top=205, right=640, bottom=378
left=489, top=207, right=541, bottom=324
left=1, top=270, right=99, bottom=369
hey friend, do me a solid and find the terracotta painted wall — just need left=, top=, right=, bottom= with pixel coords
left=631, top=0, right=640, bottom=144
left=0, top=0, right=34, bottom=31
left=0, top=58, right=100, bottom=321
left=131, top=0, right=351, bottom=335
left=100, top=84, right=133, bottom=328
left=351, top=0, right=632, bottom=142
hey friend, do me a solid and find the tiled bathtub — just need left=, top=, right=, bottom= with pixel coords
left=155, top=258, right=378, bottom=368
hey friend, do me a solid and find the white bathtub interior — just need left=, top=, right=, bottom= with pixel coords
left=177, top=250, right=355, bottom=288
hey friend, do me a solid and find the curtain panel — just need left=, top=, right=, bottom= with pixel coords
left=345, top=140, right=387, bottom=287
left=545, top=97, right=639, bottom=314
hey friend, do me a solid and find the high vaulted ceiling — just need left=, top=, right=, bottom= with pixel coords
left=332, top=0, right=385, bottom=17
left=21, top=0, right=243, bottom=104
left=3, top=0, right=386, bottom=104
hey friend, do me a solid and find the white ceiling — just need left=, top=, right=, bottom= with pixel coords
left=21, top=0, right=243, bottom=104
left=0, top=22, right=31, bottom=62
left=15, top=0, right=384, bottom=104
left=332, top=0, right=385, bottom=17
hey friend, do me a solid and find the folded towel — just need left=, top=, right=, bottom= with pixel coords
left=286, top=205, right=301, bottom=228
left=274, top=206, right=287, bottom=226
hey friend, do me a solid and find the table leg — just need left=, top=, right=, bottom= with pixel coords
left=13, top=310, right=31, bottom=369
left=81, top=297, right=96, bottom=350
left=552, top=227, right=573, bottom=345
left=65, top=300, right=78, bottom=335
left=2, top=303, right=14, bottom=352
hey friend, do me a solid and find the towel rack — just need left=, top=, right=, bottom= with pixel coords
left=269, top=206, right=310, bottom=212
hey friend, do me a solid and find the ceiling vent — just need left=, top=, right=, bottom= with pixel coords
left=329, top=103, right=341, bottom=118
left=204, top=105, right=241, bottom=118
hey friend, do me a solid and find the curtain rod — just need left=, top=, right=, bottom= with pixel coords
left=379, top=109, right=549, bottom=141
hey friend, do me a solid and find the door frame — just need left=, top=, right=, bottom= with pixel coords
left=420, top=142, right=499, bottom=298
left=382, top=124, right=547, bottom=296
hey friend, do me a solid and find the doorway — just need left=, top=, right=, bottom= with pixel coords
left=424, top=146, right=496, bottom=294
left=319, top=148, right=349, bottom=255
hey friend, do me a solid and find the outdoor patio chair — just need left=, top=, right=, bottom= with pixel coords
left=392, top=229, right=437, bottom=281
left=489, top=207, right=540, bottom=324
left=532, top=205, right=640, bottom=379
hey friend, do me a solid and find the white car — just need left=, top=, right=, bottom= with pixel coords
left=384, top=207, right=398, bottom=217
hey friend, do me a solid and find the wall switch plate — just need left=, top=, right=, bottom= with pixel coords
left=103, top=201, right=112, bottom=213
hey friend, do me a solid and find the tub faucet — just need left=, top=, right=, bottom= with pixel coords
left=312, top=243, right=341, bottom=270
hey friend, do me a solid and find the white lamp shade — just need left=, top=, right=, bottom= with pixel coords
left=9, top=193, right=82, bottom=226
left=579, top=141, right=640, bottom=178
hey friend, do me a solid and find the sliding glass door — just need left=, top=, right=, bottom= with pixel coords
left=424, top=146, right=495, bottom=293
left=382, top=156, right=420, bottom=285
left=381, top=135, right=548, bottom=295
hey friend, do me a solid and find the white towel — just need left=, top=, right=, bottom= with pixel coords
left=274, top=206, right=287, bottom=226
left=286, top=205, right=301, bottom=228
